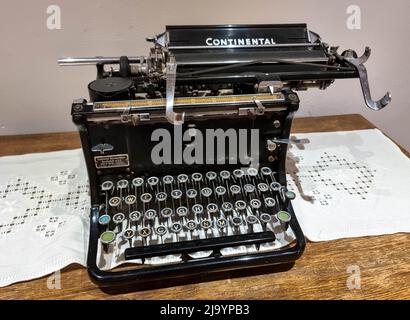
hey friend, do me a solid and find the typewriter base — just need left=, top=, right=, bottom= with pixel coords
left=86, top=204, right=305, bottom=287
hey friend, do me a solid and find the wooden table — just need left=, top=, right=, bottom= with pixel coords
left=0, top=114, right=409, bottom=300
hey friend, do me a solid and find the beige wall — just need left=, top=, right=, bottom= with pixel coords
left=0, top=0, right=409, bottom=150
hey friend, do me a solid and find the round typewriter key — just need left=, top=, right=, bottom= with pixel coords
left=155, top=225, right=167, bottom=236
left=171, top=189, right=182, bottom=200
left=132, top=177, right=144, bottom=187
left=220, top=170, right=230, bottom=179
left=215, top=186, right=226, bottom=196
left=233, top=169, right=244, bottom=179
left=247, top=167, right=258, bottom=177
left=139, top=227, right=151, bottom=237
left=113, top=212, right=125, bottom=224
left=285, top=190, right=296, bottom=200
left=186, top=220, right=197, bottom=231
left=98, top=214, right=111, bottom=226
left=205, top=171, right=217, bottom=181
left=192, top=172, right=203, bottom=182
left=147, top=176, right=159, bottom=187
left=144, top=209, right=157, bottom=220
left=162, top=175, right=174, bottom=184
left=235, top=200, right=247, bottom=211
left=101, top=181, right=113, bottom=191
left=192, top=204, right=204, bottom=215
left=250, top=199, right=262, bottom=210
left=117, top=179, right=129, bottom=189
left=186, top=189, right=197, bottom=199
left=260, top=213, right=272, bottom=224
left=140, top=193, right=152, bottom=203
left=123, top=228, right=135, bottom=240
left=270, top=182, right=282, bottom=191
left=244, top=184, right=255, bottom=194
left=170, top=222, right=182, bottom=233
left=277, top=210, right=291, bottom=223
left=257, top=183, right=269, bottom=193
left=232, top=216, right=243, bottom=227
left=201, top=187, right=212, bottom=198
left=100, top=231, right=116, bottom=245
left=156, top=192, right=167, bottom=202
left=260, top=167, right=272, bottom=176
left=177, top=174, right=189, bottom=184
left=230, top=185, right=241, bottom=195
left=206, top=203, right=218, bottom=214
left=217, top=218, right=228, bottom=229
left=108, top=196, right=121, bottom=207
left=201, top=219, right=212, bottom=230
left=222, top=202, right=233, bottom=213
left=129, top=210, right=142, bottom=222
left=246, top=215, right=258, bottom=224
left=124, top=195, right=136, bottom=205
left=176, top=206, right=188, bottom=217
left=264, top=197, right=276, bottom=208
left=160, top=207, right=173, bottom=218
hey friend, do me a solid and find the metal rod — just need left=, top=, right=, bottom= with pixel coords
left=58, top=56, right=145, bottom=66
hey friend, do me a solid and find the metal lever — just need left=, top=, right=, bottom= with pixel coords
left=165, top=58, right=184, bottom=125
left=342, top=47, right=391, bottom=111
left=270, top=138, right=310, bottom=145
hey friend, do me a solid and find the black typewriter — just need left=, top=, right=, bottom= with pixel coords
left=59, top=24, right=390, bottom=285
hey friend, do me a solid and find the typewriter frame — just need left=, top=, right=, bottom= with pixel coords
left=72, top=89, right=306, bottom=285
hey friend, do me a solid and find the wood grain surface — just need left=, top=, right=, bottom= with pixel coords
left=0, top=114, right=409, bottom=300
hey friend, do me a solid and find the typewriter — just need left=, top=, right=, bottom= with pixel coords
left=59, top=24, right=390, bottom=285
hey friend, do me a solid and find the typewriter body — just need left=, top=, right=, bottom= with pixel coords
left=59, top=24, right=390, bottom=285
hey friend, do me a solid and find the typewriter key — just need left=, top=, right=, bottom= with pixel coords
left=140, top=193, right=152, bottom=203
left=260, top=213, right=272, bottom=224
left=215, top=186, right=226, bottom=196
left=160, top=207, right=173, bottom=218
left=247, top=167, right=258, bottom=177
left=132, top=177, right=144, bottom=187
left=205, top=171, right=217, bottom=181
left=206, top=203, right=218, bottom=214
left=260, top=167, right=272, bottom=176
left=257, top=183, right=269, bottom=193
left=129, top=210, right=142, bottom=222
left=246, top=215, right=258, bottom=224
left=177, top=174, right=189, bottom=184
left=264, top=197, right=276, bottom=208
left=232, top=216, right=243, bottom=227
left=250, top=199, right=262, bottom=210
left=171, top=189, right=183, bottom=200
left=201, top=187, right=212, bottom=198
left=144, top=209, right=157, bottom=220
left=201, top=219, right=212, bottom=230
left=284, top=190, right=296, bottom=208
left=156, top=192, right=167, bottom=202
left=100, top=231, right=116, bottom=247
left=270, top=182, right=282, bottom=192
left=277, top=210, right=291, bottom=230
left=222, top=202, right=233, bottom=213
left=186, top=220, right=198, bottom=231
left=217, top=218, right=228, bottom=229
left=235, top=200, right=247, bottom=211
left=117, top=179, right=129, bottom=189
left=233, top=169, right=244, bottom=179
left=244, top=184, right=255, bottom=194
left=155, top=225, right=167, bottom=236
left=176, top=206, right=188, bottom=217
left=98, top=214, right=111, bottom=226
left=186, top=189, right=197, bottom=199
left=192, top=204, right=204, bottom=215
left=139, top=227, right=151, bottom=237
left=162, top=175, right=174, bottom=184
left=192, top=173, right=203, bottom=182
left=108, top=196, right=121, bottom=207
left=230, top=185, right=241, bottom=196
left=124, top=195, right=136, bottom=205
left=113, top=212, right=125, bottom=224
left=170, top=222, right=183, bottom=233
left=123, top=228, right=135, bottom=240
left=101, top=181, right=114, bottom=191
left=220, top=170, right=231, bottom=180
left=147, top=176, right=159, bottom=187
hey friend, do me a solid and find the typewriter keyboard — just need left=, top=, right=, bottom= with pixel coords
left=96, top=167, right=297, bottom=270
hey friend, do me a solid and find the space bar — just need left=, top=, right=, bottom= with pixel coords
left=124, top=231, right=275, bottom=260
